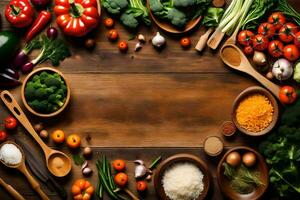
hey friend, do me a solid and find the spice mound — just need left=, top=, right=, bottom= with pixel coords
left=236, top=94, right=274, bottom=132
left=0, top=144, right=22, bottom=165
left=162, top=162, right=204, bottom=200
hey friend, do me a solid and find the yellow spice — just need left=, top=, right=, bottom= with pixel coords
left=236, top=94, right=274, bottom=132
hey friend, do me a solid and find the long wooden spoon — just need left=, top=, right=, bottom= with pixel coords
left=0, top=177, right=25, bottom=200
left=220, top=43, right=280, bottom=99
left=0, top=141, right=49, bottom=200
left=0, top=91, right=72, bottom=177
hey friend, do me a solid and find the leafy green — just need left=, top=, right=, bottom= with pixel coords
left=202, top=7, right=224, bottom=27
left=31, top=35, right=70, bottom=67
left=223, top=163, right=264, bottom=194
left=277, top=0, right=300, bottom=25
left=25, top=71, right=67, bottom=114
left=259, top=95, right=300, bottom=198
left=241, top=0, right=276, bottom=30
left=72, top=154, right=85, bottom=166
left=102, top=0, right=128, bottom=15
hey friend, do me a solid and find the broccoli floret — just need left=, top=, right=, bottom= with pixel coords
left=48, top=94, right=64, bottom=107
left=25, top=85, right=36, bottom=101
left=173, top=0, right=195, bottom=7
left=29, top=99, right=49, bottom=113
left=120, top=9, right=141, bottom=29
left=34, top=88, right=49, bottom=100
left=149, top=0, right=164, bottom=13
left=44, top=77, right=62, bottom=88
left=32, top=75, right=40, bottom=82
left=164, top=7, right=187, bottom=28
left=102, top=0, right=128, bottom=15
left=39, top=71, right=50, bottom=83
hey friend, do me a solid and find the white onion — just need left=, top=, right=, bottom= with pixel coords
left=272, top=58, right=293, bottom=81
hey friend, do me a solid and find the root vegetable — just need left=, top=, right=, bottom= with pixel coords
left=272, top=58, right=293, bottom=81
left=253, top=51, right=267, bottom=66
left=226, top=151, right=241, bottom=167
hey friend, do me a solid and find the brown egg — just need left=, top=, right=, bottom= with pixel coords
left=226, top=151, right=241, bottom=167
left=242, top=152, right=256, bottom=167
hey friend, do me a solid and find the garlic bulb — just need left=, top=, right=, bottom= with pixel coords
left=152, top=32, right=166, bottom=48
left=272, top=58, right=293, bottom=81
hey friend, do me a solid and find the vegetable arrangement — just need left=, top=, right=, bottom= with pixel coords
left=259, top=95, right=300, bottom=198
left=149, top=0, right=211, bottom=29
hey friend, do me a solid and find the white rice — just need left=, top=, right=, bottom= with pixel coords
left=162, top=162, right=204, bottom=200
left=0, top=144, right=22, bottom=165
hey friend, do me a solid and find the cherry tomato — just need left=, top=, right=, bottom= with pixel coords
left=118, top=41, right=128, bottom=52
left=237, top=30, right=254, bottom=46
left=258, top=23, right=275, bottom=38
left=113, top=160, right=126, bottom=171
left=294, top=32, right=300, bottom=48
left=268, top=40, right=284, bottom=58
left=4, top=116, right=17, bottom=130
left=136, top=181, right=148, bottom=192
left=283, top=44, right=300, bottom=61
left=243, top=46, right=254, bottom=55
left=0, top=130, right=8, bottom=142
left=268, top=12, right=286, bottom=30
left=279, top=86, right=297, bottom=104
left=180, top=37, right=191, bottom=48
left=114, top=172, right=128, bottom=187
left=104, top=18, right=114, bottom=28
left=279, top=23, right=298, bottom=43
left=253, top=34, right=269, bottom=51
left=108, top=29, right=118, bottom=41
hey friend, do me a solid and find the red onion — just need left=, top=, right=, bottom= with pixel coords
left=21, top=63, right=34, bottom=74
left=47, top=27, right=58, bottom=39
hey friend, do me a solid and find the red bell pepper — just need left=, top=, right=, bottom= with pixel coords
left=54, top=0, right=99, bottom=37
left=25, top=11, right=52, bottom=42
left=5, top=0, right=34, bottom=28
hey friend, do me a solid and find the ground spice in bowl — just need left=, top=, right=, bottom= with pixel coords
left=235, top=94, right=274, bottom=133
left=204, top=136, right=224, bottom=156
left=221, top=121, right=236, bottom=136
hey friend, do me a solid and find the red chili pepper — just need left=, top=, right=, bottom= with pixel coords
left=25, top=10, right=52, bottom=42
left=5, top=0, right=34, bottom=28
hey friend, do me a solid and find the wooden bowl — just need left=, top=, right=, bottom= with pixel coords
left=21, top=67, right=71, bottom=118
left=154, top=154, right=211, bottom=200
left=147, top=1, right=202, bottom=34
left=232, top=86, right=279, bottom=136
left=217, top=147, right=269, bottom=200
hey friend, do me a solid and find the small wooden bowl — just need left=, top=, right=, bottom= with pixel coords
left=232, top=86, right=279, bottom=136
left=147, top=1, right=202, bottom=34
left=217, top=147, right=269, bottom=200
left=21, top=67, right=71, bottom=118
left=154, top=154, right=211, bottom=200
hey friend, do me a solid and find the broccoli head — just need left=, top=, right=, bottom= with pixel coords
left=102, top=0, right=128, bottom=15
left=25, top=85, right=36, bottom=101
left=48, top=94, right=64, bottom=107
left=165, top=7, right=187, bottom=28
left=120, top=8, right=143, bottom=29
left=44, top=77, right=63, bottom=88
left=173, top=0, right=195, bottom=7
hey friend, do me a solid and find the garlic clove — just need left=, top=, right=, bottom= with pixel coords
left=81, top=160, right=88, bottom=170
left=138, top=34, right=146, bottom=43
left=135, top=164, right=147, bottom=178
left=134, top=160, right=144, bottom=165
left=82, top=167, right=93, bottom=176
left=135, top=42, right=143, bottom=52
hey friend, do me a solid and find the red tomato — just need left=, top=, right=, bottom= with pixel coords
left=268, top=40, right=284, bottom=58
left=243, top=46, right=254, bottom=55
left=283, top=44, right=300, bottom=61
left=268, top=12, right=286, bottom=30
left=279, top=86, right=297, bottom=104
left=238, top=30, right=254, bottom=46
left=108, top=29, right=119, bottom=41
left=0, top=130, right=7, bottom=142
left=4, top=116, right=17, bottom=130
left=118, top=41, right=128, bottom=52
left=112, top=160, right=126, bottom=171
left=136, top=181, right=148, bottom=192
left=114, top=173, right=128, bottom=187
left=253, top=34, right=269, bottom=51
left=294, top=32, right=300, bottom=48
left=180, top=37, right=191, bottom=48
left=258, top=23, right=275, bottom=38
left=279, top=23, right=298, bottom=43
left=104, top=18, right=114, bottom=28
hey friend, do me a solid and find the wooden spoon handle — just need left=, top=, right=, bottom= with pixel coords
left=0, top=178, right=25, bottom=200
left=207, top=27, right=225, bottom=50
left=124, top=189, right=140, bottom=200
left=195, top=28, right=214, bottom=52
left=20, top=166, right=50, bottom=200
left=0, top=91, right=50, bottom=154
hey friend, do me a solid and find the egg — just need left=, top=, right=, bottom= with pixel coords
left=242, top=152, right=256, bottom=167
left=226, top=151, right=241, bottom=167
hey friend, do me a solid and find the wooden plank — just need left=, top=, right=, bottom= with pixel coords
left=1, top=73, right=258, bottom=147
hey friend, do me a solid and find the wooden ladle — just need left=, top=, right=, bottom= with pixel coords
left=219, top=44, right=280, bottom=99
left=0, top=141, right=49, bottom=200
left=0, top=91, right=72, bottom=177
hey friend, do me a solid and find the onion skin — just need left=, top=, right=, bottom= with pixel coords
left=21, top=62, right=34, bottom=74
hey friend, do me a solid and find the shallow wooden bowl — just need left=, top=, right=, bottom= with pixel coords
left=154, top=154, right=211, bottom=200
left=147, top=1, right=202, bottom=34
left=217, top=146, right=269, bottom=200
left=232, top=86, right=279, bottom=136
left=21, top=67, right=71, bottom=118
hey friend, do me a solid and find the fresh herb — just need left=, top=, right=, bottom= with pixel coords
left=241, top=0, right=276, bottom=30
left=30, top=35, right=71, bottom=67
left=223, top=162, right=264, bottom=194
left=259, top=95, right=300, bottom=198
left=149, top=156, right=162, bottom=170
left=277, top=0, right=300, bottom=25
left=72, top=154, right=85, bottom=166
left=202, top=7, right=225, bottom=27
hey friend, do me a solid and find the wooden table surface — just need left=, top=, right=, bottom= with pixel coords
left=0, top=0, right=299, bottom=199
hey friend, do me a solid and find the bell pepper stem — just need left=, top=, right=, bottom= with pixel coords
left=69, top=0, right=80, bottom=17
left=10, top=5, right=20, bottom=16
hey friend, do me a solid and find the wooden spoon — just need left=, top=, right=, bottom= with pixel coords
left=0, top=141, right=49, bottom=200
left=195, top=28, right=214, bottom=52
left=219, top=44, right=280, bottom=99
left=0, top=91, right=72, bottom=177
left=207, top=27, right=225, bottom=49
left=0, top=177, right=25, bottom=200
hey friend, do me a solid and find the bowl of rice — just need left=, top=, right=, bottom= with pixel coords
left=232, top=86, right=279, bottom=136
left=154, top=154, right=211, bottom=200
